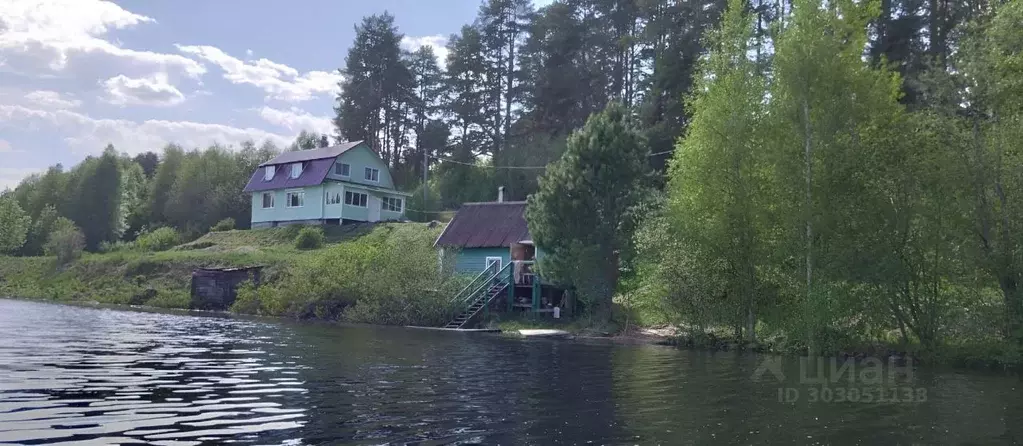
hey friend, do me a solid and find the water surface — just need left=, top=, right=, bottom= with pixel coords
left=1, top=298, right=1021, bottom=445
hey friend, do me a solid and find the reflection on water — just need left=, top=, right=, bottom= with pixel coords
left=1, top=298, right=1021, bottom=445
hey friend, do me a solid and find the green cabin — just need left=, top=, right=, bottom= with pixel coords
left=434, top=190, right=572, bottom=328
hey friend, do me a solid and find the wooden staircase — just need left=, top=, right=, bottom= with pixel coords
left=443, top=262, right=511, bottom=329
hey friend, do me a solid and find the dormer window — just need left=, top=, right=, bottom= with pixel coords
left=264, top=165, right=275, bottom=181
left=290, top=162, right=303, bottom=179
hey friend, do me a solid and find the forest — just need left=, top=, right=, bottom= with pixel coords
left=1, top=0, right=1021, bottom=363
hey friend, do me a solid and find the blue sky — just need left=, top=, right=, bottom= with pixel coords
left=0, top=0, right=552, bottom=189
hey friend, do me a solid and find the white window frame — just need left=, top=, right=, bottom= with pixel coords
left=364, top=167, right=379, bottom=183
left=485, top=256, right=502, bottom=272
left=285, top=190, right=305, bottom=208
left=336, top=163, right=351, bottom=177
left=344, top=191, right=368, bottom=208
left=382, top=196, right=402, bottom=212
left=263, top=165, right=275, bottom=181
left=290, top=162, right=303, bottom=179
left=326, top=189, right=342, bottom=205
left=261, top=192, right=274, bottom=209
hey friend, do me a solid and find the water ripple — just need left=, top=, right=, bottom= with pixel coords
left=0, top=300, right=306, bottom=445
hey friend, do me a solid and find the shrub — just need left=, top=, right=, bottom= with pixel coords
left=211, top=218, right=236, bottom=232
left=263, top=225, right=461, bottom=324
left=135, top=227, right=179, bottom=252
left=44, top=220, right=85, bottom=265
left=294, top=226, right=325, bottom=250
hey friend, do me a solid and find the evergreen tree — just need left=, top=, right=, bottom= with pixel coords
left=526, top=102, right=651, bottom=320
left=334, top=13, right=414, bottom=168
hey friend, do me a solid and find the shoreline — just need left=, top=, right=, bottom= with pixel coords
left=3, top=295, right=1020, bottom=376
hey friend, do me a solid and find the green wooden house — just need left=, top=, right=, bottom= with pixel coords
left=434, top=189, right=571, bottom=328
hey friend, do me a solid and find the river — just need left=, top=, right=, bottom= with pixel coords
left=0, top=298, right=1021, bottom=445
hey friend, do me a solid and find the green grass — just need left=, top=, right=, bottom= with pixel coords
left=0, top=222, right=438, bottom=311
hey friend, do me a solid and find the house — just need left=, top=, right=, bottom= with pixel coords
left=434, top=188, right=571, bottom=327
left=242, top=140, right=410, bottom=228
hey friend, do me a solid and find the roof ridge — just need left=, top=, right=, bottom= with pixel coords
left=462, top=201, right=527, bottom=206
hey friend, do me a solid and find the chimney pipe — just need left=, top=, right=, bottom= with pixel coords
left=497, top=186, right=505, bottom=203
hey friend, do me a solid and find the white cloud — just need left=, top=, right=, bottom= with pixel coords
left=401, top=35, right=449, bottom=68
left=0, top=104, right=291, bottom=156
left=257, top=106, right=333, bottom=135
left=102, top=73, right=185, bottom=107
left=23, top=90, right=81, bottom=109
left=176, top=45, right=341, bottom=102
left=0, top=0, right=205, bottom=79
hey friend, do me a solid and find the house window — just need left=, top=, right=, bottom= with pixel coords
left=263, top=165, right=275, bottom=181
left=364, top=167, right=379, bottom=182
left=286, top=190, right=304, bottom=207
left=382, top=196, right=402, bottom=212
left=344, top=191, right=368, bottom=207
left=290, top=162, right=303, bottom=179
left=335, top=163, right=351, bottom=177
left=261, top=192, right=274, bottom=208
left=326, top=191, right=342, bottom=205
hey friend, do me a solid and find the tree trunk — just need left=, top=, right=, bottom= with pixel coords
left=802, top=97, right=815, bottom=354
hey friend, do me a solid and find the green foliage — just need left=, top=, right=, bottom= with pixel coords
left=211, top=218, right=236, bottom=232
left=293, top=226, right=326, bottom=250
left=44, top=219, right=85, bottom=265
left=233, top=224, right=460, bottom=325
left=0, top=197, right=31, bottom=255
left=135, top=227, right=180, bottom=252
left=67, top=146, right=123, bottom=250
left=527, top=102, right=652, bottom=319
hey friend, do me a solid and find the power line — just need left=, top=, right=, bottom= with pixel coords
left=428, top=149, right=675, bottom=170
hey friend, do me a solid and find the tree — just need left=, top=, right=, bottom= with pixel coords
left=477, top=0, right=533, bottom=155
left=0, top=196, right=30, bottom=255
left=955, top=0, right=1023, bottom=349
left=334, top=13, right=414, bottom=168
left=119, top=160, right=148, bottom=239
left=661, top=0, right=768, bottom=342
left=149, top=144, right=185, bottom=226
left=67, top=146, right=122, bottom=250
left=526, top=102, right=651, bottom=319
left=44, top=217, right=84, bottom=265
left=287, top=130, right=327, bottom=151
left=444, top=25, right=491, bottom=157
left=769, top=0, right=906, bottom=353
left=132, top=151, right=160, bottom=178
left=407, top=45, right=446, bottom=183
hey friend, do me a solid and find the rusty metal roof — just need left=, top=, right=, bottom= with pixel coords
left=434, top=201, right=531, bottom=248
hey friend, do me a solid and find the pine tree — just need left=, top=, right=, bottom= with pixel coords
left=526, top=102, right=652, bottom=320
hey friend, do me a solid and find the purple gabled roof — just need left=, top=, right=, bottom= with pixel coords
left=434, top=202, right=531, bottom=248
left=243, top=158, right=335, bottom=192
left=259, top=140, right=363, bottom=167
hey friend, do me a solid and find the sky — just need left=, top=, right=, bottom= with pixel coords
left=0, top=0, right=553, bottom=190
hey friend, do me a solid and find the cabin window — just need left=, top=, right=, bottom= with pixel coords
left=290, top=162, right=303, bottom=179
left=335, top=163, right=350, bottom=177
left=382, top=196, right=402, bottom=212
left=326, top=191, right=342, bottom=205
left=344, top=191, right=368, bottom=207
left=261, top=192, right=274, bottom=208
left=286, top=190, right=304, bottom=208
left=263, top=165, right=275, bottom=181
left=364, top=167, right=379, bottom=182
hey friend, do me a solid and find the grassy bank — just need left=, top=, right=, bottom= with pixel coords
left=0, top=223, right=461, bottom=325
